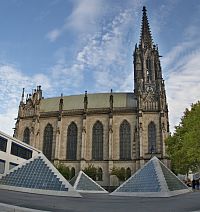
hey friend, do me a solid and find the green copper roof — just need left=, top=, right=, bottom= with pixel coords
left=40, top=92, right=137, bottom=112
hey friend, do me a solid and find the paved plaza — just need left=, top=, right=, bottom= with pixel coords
left=0, top=189, right=200, bottom=212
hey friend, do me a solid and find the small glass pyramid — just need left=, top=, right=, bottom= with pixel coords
left=110, top=157, right=191, bottom=197
left=0, top=153, right=81, bottom=197
left=70, top=171, right=108, bottom=193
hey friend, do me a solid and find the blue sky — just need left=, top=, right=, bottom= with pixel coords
left=0, top=0, right=200, bottom=135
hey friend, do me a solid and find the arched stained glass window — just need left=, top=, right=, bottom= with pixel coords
left=43, top=124, right=53, bottom=161
left=23, top=127, right=30, bottom=144
left=67, top=122, right=77, bottom=160
left=92, top=121, right=103, bottom=160
left=97, top=167, right=103, bottom=181
left=146, top=57, right=152, bottom=81
left=148, top=121, right=156, bottom=153
left=120, top=120, right=131, bottom=160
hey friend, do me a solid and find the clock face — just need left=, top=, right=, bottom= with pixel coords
left=146, top=85, right=154, bottom=92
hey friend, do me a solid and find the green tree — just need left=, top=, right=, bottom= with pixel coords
left=83, top=164, right=97, bottom=180
left=111, top=166, right=126, bottom=181
left=55, top=164, right=71, bottom=180
left=166, top=101, right=200, bottom=174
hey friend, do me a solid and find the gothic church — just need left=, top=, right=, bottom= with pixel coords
left=14, top=7, right=169, bottom=187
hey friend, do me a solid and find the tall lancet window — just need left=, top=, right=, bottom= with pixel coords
left=67, top=122, right=78, bottom=160
left=92, top=121, right=103, bottom=160
left=146, top=57, right=152, bottom=82
left=23, top=127, right=30, bottom=144
left=148, top=122, right=156, bottom=153
left=43, top=124, right=53, bottom=161
left=120, top=120, right=131, bottom=160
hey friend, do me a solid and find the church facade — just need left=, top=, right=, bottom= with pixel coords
left=14, top=7, right=169, bottom=187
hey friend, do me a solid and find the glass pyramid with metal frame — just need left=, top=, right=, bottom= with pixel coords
left=70, top=171, right=108, bottom=193
left=110, top=157, right=191, bottom=197
left=0, top=153, right=81, bottom=197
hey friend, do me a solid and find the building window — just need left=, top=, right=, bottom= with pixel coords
left=97, top=167, right=103, bottom=181
left=67, top=122, right=77, bottom=160
left=71, top=167, right=75, bottom=179
left=11, top=142, right=32, bottom=159
left=148, top=121, right=156, bottom=153
left=43, top=124, right=53, bottom=161
left=23, top=127, right=30, bottom=144
left=0, top=159, right=5, bottom=174
left=146, top=57, right=152, bottom=81
left=120, top=120, right=131, bottom=160
left=120, top=167, right=126, bottom=181
left=0, top=136, right=7, bottom=152
left=92, top=121, right=103, bottom=160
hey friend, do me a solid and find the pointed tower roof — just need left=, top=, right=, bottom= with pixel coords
left=110, top=157, right=191, bottom=197
left=140, top=6, right=153, bottom=49
left=0, top=153, right=81, bottom=197
left=70, top=171, right=108, bottom=193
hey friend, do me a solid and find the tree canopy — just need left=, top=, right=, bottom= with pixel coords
left=166, top=101, right=200, bottom=174
left=83, top=164, right=97, bottom=180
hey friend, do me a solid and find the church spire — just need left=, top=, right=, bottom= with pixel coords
left=140, top=6, right=153, bottom=49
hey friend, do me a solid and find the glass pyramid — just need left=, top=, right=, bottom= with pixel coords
left=70, top=171, right=108, bottom=193
left=110, top=157, right=191, bottom=197
left=0, top=153, right=81, bottom=197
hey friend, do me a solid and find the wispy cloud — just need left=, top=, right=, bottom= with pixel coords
left=66, top=0, right=104, bottom=32
left=164, top=18, right=200, bottom=132
left=46, top=0, right=105, bottom=42
left=166, top=50, right=200, bottom=132
left=150, top=0, right=180, bottom=36
left=0, top=64, right=53, bottom=135
left=69, top=8, right=136, bottom=92
left=46, top=29, right=62, bottom=42
left=48, top=5, right=140, bottom=94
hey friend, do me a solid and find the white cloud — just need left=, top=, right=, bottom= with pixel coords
left=46, top=0, right=105, bottom=42
left=66, top=0, right=104, bottom=32
left=73, top=8, right=135, bottom=91
left=48, top=6, right=138, bottom=93
left=0, top=107, right=18, bottom=136
left=162, top=12, right=200, bottom=132
left=33, top=74, right=52, bottom=90
left=50, top=59, right=84, bottom=94
left=0, top=64, right=53, bottom=136
left=166, top=48, right=200, bottom=132
left=46, top=29, right=62, bottom=42
left=150, top=0, right=180, bottom=36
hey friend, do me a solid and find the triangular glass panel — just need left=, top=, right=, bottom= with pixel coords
left=159, top=161, right=188, bottom=191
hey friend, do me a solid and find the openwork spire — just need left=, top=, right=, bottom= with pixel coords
left=140, top=6, right=153, bottom=49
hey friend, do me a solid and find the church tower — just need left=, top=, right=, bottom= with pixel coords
left=134, top=7, right=169, bottom=167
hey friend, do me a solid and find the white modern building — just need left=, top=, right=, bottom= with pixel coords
left=0, top=130, right=40, bottom=176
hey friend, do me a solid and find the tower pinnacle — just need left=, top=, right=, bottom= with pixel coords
left=140, top=6, right=153, bottom=49
left=20, top=88, right=25, bottom=104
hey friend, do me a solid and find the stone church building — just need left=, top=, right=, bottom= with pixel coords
left=14, top=7, right=169, bottom=187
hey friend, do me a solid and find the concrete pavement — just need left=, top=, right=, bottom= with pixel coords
left=0, top=189, right=200, bottom=212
